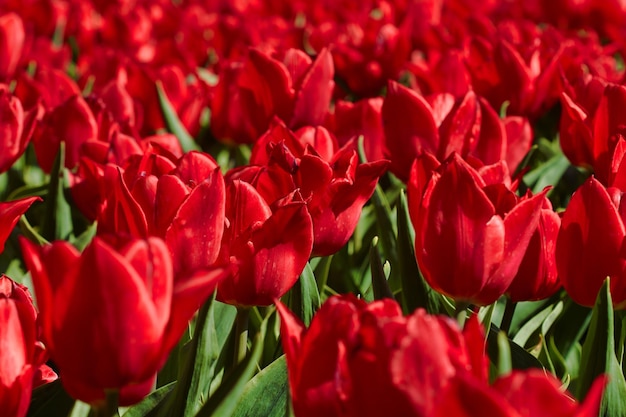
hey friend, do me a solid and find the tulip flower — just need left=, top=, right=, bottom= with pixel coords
left=216, top=181, right=313, bottom=307
left=505, top=198, right=561, bottom=302
left=20, top=235, right=228, bottom=405
left=211, top=47, right=334, bottom=144
left=0, top=13, right=24, bottom=81
left=408, top=153, right=545, bottom=305
left=240, top=120, right=389, bottom=256
left=326, top=98, right=386, bottom=163
left=96, top=151, right=226, bottom=277
left=382, top=81, right=531, bottom=181
left=0, top=86, right=42, bottom=174
left=559, top=79, right=626, bottom=185
left=33, top=94, right=98, bottom=173
left=277, top=295, right=487, bottom=417
left=556, top=177, right=626, bottom=307
left=0, top=275, right=56, bottom=417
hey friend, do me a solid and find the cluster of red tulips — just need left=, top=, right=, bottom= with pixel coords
left=2, top=0, right=626, bottom=416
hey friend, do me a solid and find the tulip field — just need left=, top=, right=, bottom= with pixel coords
left=4, top=0, right=626, bottom=416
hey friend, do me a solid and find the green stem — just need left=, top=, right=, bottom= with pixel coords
left=234, top=307, right=250, bottom=366
left=500, top=298, right=517, bottom=335
left=92, top=390, right=119, bottom=417
left=456, top=301, right=470, bottom=329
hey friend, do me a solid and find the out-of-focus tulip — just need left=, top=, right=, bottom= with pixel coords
left=436, top=369, right=605, bottom=417
left=556, top=177, right=626, bottom=308
left=408, top=153, right=545, bottom=305
left=217, top=181, right=313, bottom=306
left=211, top=47, right=334, bottom=144
left=0, top=275, right=57, bottom=417
left=0, top=86, right=42, bottom=174
left=277, top=295, right=487, bottom=417
left=33, top=94, right=98, bottom=173
left=0, top=13, right=24, bottom=81
left=326, top=98, right=386, bottom=163
left=20, top=235, right=227, bottom=405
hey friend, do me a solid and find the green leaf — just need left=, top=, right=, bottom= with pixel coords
left=396, top=190, right=440, bottom=314
left=122, top=383, right=176, bottom=417
left=27, top=380, right=75, bottom=417
left=231, top=356, right=288, bottom=417
left=369, top=236, right=393, bottom=300
left=523, top=152, right=570, bottom=194
left=496, top=331, right=512, bottom=377
left=312, top=255, right=332, bottom=298
left=156, top=81, right=201, bottom=153
left=577, top=278, right=626, bottom=416
left=6, top=183, right=48, bottom=201
left=550, top=298, right=591, bottom=359
left=486, top=324, right=542, bottom=371
left=512, top=303, right=554, bottom=348
left=163, top=294, right=221, bottom=417
left=42, top=142, right=73, bottom=241
left=195, top=316, right=268, bottom=417
left=371, top=183, right=399, bottom=289
left=70, top=221, right=97, bottom=251
left=19, top=216, right=48, bottom=246
left=290, top=262, right=321, bottom=326
left=69, top=401, right=91, bottom=417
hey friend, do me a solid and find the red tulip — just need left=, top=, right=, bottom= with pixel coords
left=0, top=275, right=57, bottom=417
left=33, top=94, right=98, bottom=173
left=560, top=80, right=626, bottom=185
left=216, top=181, right=313, bottom=306
left=409, top=153, right=545, bottom=305
left=211, top=47, right=334, bottom=144
left=97, top=151, right=226, bottom=277
left=243, top=120, right=389, bottom=256
left=326, top=98, right=386, bottom=163
left=277, top=295, right=487, bottom=417
left=0, top=86, right=41, bottom=174
left=382, top=81, right=531, bottom=181
left=505, top=197, right=561, bottom=302
left=556, top=177, right=626, bottom=307
left=20, top=235, right=227, bottom=405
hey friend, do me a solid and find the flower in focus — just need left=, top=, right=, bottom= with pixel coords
left=277, top=295, right=487, bottom=417
left=408, top=153, right=546, bottom=305
left=216, top=180, right=313, bottom=307
left=382, top=81, right=531, bottom=181
left=20, top=235, right=227, bottom=405
left=505, top=197, right=561, bottom=302
left=556, top=176, right=626, bottom=308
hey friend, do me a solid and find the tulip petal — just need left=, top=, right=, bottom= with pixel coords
left=557, top=178, right=626, bottom=306
left=166, top=168, right=226, bottom=274
left=480, top=190, right=546, bottom=304
left=291, top=48, right=334, bottom=128
left=382, top=81, right=439, bottom=181
left=418, top=155, right=503, bottom=304
left=0, top=196, right=40, bottom=252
